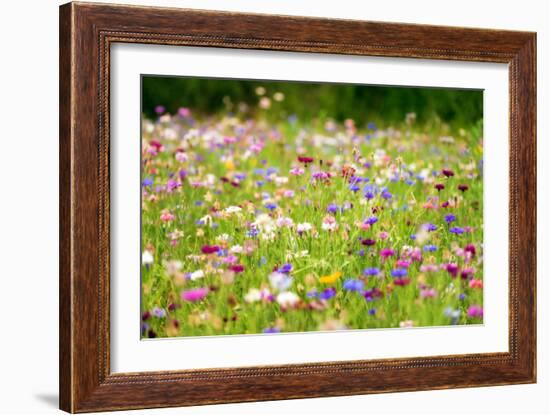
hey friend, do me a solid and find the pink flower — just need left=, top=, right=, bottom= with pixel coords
left=290, top=167, right=305, bottom=176
left=469, top=279, right=483, bottom=289
left=420, top=288, right=437, bottom=298
left=380, top=248, right=395, bottom=259
left=160, top=210, right=175, bottom=222
left=396, top=259, right=411, bottom=268
left=420, top=264, right=438, bottom=273
left=180, top=287, right=209, bottom=302
left=379, top=231, right=389, bottom=240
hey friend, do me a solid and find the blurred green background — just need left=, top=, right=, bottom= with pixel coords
left=142, top=76, right=482, bottom=128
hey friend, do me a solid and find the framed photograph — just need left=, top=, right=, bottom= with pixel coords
left=59, top=2, right=536, bottom=412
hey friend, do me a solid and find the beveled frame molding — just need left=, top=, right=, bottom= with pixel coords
left=59, top=2, right=536, bottom=412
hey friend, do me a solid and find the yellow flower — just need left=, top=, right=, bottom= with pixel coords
left=225, top=159, right=235, bottom=170
left=319, top=271, right=342, bottom=284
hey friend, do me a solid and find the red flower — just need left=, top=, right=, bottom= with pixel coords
left=298, top=156, right=314, bottom=164
left=458, top=184, right=469, bottom=192
left=442, top=169, right=455, bottom=177
left=435, top=183, right=445, bottom=191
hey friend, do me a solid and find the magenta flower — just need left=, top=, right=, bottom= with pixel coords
left=201, top=245, right=221, bottom=254
left=464, top=243, right=477, bottom=257
left=446, top=263, right=459, bottom=277
left=228, top=264, right=245, bottom=273
left=380, top=248, right=395, bottom=258
left=467, top=305, right=483, bottom=318
left=180, top=287, right=209, bottom=302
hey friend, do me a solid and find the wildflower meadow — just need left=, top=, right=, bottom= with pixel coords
left=141, top=77, right=484, bottom=338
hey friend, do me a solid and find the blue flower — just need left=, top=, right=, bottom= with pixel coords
left=364, top=216, right=378, bottom=225
left=381, top=189, right=393, bottom=199
left=319, top=287, right=337, bottom=300
left=142, top=177, right=154, bottom=187
left=367, top=122, right=377, bottom=130
left=265, top=202, right=277, bottom=210
left=410, top=234, right=417, bottom=240
left=343, top=279, right=364, bottom=292
left=306, top=290, right=318, bottom=298
left=278, top=263, right=293, bottom=274
left=391, top=268, right=408, bottom=278
left=327, top=203, right=339, bottom=214
left=449, top=226, right=465, bottom=234
left=445, top=214, right=456, bottom=223
left=368, top=308, right=377, bottom=316
left=349, top=183, right=360, bottom=192
left=263, top=327, right=281, bottom=334
left=423, top=244, right=438, bottom=252
left=422, top=223, right=437, bottom=232
left=247, top=229, right=259, bottom=238
left=363, top=267, right=380, bottom=276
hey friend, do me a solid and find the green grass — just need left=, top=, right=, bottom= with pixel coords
left=140, top=109, right=483, bottom=338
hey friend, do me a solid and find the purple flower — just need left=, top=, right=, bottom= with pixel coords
left=154, top=105, right=165, bottom=114
left=449, top=226, right=465, bottom=235
left=263, top=327, right=281, bottom=334
left=381, top=189, right=393, bottom=199
left=361, top=238, right=376, bottom=246
left=265, top=202, right=277, bottom=210
left=142, top=177, right=154, bottom=187
left=368, top=308, right=377, bottom=316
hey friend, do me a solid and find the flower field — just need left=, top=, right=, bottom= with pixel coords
left=141, top=83, right=484, bottom=338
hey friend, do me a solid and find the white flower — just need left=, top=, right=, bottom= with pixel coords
left=276, top=291, right=300, bottom=307
left=244, top=288, right=262, bottom=303
left=296, top=222, right=313, bottom=234
left=229, top=245, right=243, bottom=254
left=141, top=250, right=154, bottom=266
left=269, top=272, right=293, bottom=291
left=190, top=270, right=205, bottom=280
left=225, top=206, right=242, bottom=214
left=216, top=233, right=231, bottom=242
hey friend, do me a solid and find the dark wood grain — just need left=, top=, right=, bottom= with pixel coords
left=59, top=2, right=536, bottom=412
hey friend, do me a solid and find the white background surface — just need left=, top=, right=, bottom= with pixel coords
left=111, top=44, right=509, bottom=372
left=0, top=0, right=547, bottom=414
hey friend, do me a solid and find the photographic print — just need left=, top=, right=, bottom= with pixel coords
left=140, top=76, right=484, bottom=338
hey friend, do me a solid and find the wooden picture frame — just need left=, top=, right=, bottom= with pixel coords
left=59, top=2, right=536, bottom=412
